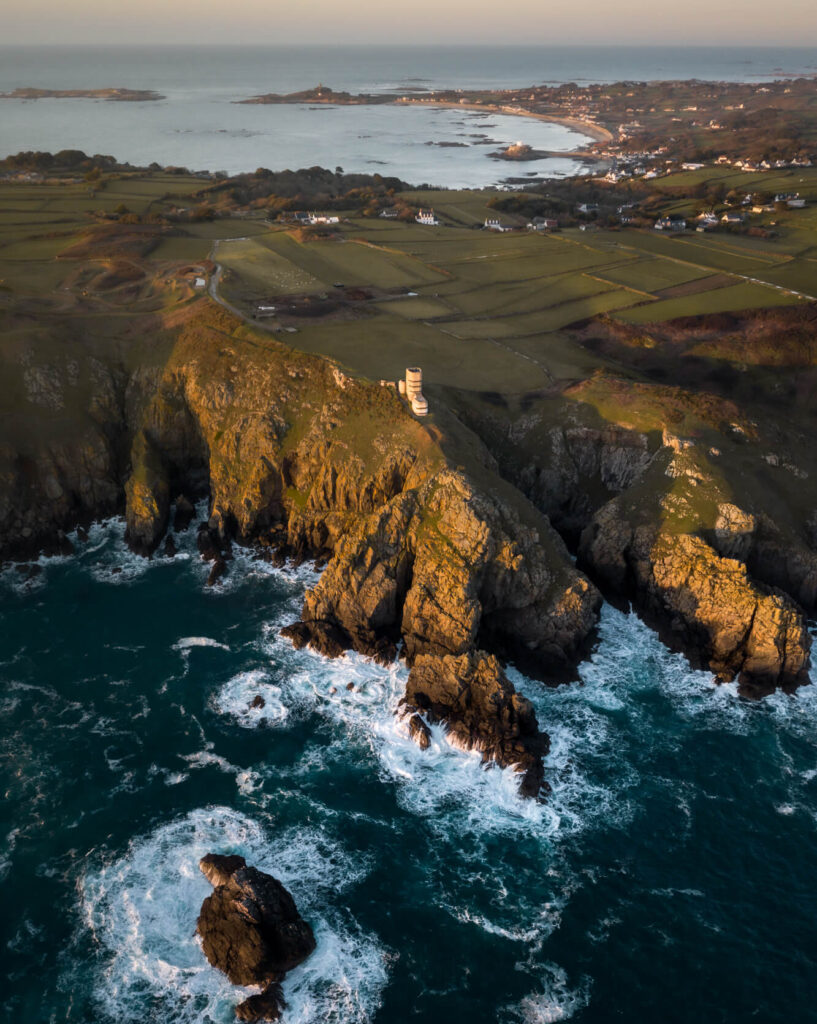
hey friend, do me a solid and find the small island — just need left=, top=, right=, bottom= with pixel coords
left=0, top=87, right=164, bottom=101
left=239, top=84, right=390, bottom=106
left=489, top=141, right=547, bottom=161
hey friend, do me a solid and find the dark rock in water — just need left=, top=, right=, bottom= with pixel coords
left=14, top=562, right=42, bottom=580
left=403, top=650, right=549, bottom=798
left=235, top=983, right=286, bottom=1022
left=196, top=853, right=316, bottom=991
left=250, top=694, right=266, bottom=709
left=406, top=711, right=431, bottom=750
left=111, top=566, right=123, bottom=575
left=197, top=523, right=221, bottom=561
left=207, top=556, right=227, bottom=587
left=279, top=621, right=310, bottom=650
left=76, top=525, right=89, bottom=543
left=55, top=530, right=74, bottom=556
left=173, top=495, right=197, bottom=533
left=346, top=681, right=355, bottom=692
left=163, top=534, right=178, bottom=558
left=280, top=619, right=349, bottom=659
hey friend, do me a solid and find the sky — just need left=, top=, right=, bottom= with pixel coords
left=3, top=0, right=817, bottom=46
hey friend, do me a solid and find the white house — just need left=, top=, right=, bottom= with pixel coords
left=484, top=217, right=512, bottom=232
left=416, top=209, right=440, bottom=226
left=527, top=217, right=558, bottom=232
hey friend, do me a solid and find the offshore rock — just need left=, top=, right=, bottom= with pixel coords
left=235, top=985, right=286, bottom=1022
left=124, top=429, right=170, bottom=556
left=196, top=853, right=315, bottom=1013
left=402, top=650, right=549, bottom=797
left=294, top=467, right=600, bottom=679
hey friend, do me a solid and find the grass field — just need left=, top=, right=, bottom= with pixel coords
left=2, top=169, right=817, bottom=400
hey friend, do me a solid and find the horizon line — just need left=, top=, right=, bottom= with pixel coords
left=2, top=41, right=816, bottom=49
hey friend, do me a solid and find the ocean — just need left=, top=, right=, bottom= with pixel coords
left=0, top=45, right=816, bottom=185
left=2, top=516, right=817, bottom=1023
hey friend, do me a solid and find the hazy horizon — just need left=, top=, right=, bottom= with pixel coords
left=4, top=0, right=817, bottom=47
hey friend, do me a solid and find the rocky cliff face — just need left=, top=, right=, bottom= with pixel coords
left=447, top=387, right=814, bottom=697
left=578, top=445, right=811, bottom=696
left=114, top=307, right=601, bottom=794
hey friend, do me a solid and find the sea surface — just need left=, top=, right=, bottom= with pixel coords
left=1, top=45, right=816, bottom=185
left=2, top=516, right=817, bottom=1023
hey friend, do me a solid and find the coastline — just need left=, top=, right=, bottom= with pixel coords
left=392, top=98, right=613, bottom=146
left=238, top=91, right=612, bottom=153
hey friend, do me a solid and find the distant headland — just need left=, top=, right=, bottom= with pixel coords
left=0, top=87, right=164, bottom=101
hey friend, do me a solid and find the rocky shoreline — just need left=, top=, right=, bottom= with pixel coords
left=2, top=300, right=814, bottom=797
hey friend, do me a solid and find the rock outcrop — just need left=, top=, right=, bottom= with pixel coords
left=293, top=466, right=600, bottom=679
left=579, top=449, right=811, bottom=696
left=196, top=853, right=316, bottom=1022
left=451, top=386, right=814, bottom=697
left=107, top=309, right=599, bottom=792
left=402, top=651, right=549, bottom=797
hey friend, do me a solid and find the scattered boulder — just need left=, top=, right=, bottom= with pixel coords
left=406, top=712, right=431, bottom=750
left=197, top=523, right=221, bottom=561
left=196, top=853, right=315, bottom=1020
left=250, top=695, right=266, bottom=709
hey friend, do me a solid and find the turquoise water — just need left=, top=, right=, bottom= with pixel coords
left=2, top=516, right=817, bottom=1022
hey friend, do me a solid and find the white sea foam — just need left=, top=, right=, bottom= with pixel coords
left=77, top=806, right=388, bottom=1024
left=254, top=636, right=562, bottom=837
left=212, top=669, right=289, bottom=728
left=501, top=964, right=591, bottom=1024
left=173, top=636, right=231, bottom=652
left=171, top=636, right=231, bottom=677
left=179, top=749, right=264, bottom=795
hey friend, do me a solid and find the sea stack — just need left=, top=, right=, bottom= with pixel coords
left=196, top=854, right=316, bottom=1022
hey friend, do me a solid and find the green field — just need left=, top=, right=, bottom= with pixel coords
left=2, top=168, right=817, bottom=399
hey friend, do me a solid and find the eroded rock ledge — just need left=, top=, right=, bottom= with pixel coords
left=401, top=651, right=549, bottom=797
left=579, top=469, right=811, bottom=697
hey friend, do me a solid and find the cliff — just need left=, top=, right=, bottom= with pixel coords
left=445, top=383, right=814, bottom=698
left=0, top=301, right=603, bottom=796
